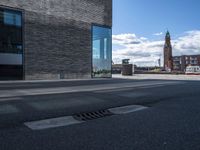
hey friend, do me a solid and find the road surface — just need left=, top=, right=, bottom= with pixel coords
left=0, top=78, right=200, bottom=150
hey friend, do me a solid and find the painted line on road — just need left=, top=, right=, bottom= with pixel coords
left=94, top=84, right=166, bottom=93
left=0, top=97, right=23, bottom=102
left=24, top=105, right=148, bottom=130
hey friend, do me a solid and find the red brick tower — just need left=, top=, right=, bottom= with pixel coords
left=164, top=31, right=173, bottom=71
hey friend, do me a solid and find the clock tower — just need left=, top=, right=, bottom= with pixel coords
left=164, top=31, right=173, bottom=71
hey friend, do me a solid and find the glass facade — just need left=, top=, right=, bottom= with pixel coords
left=0, top=7, right=23, bottom=79
left=0, top=8, right=22, bottom=55
left=92, top=25, right=112, bottom=78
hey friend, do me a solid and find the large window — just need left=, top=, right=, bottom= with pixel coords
left=0, top=8, right=22, bottom=54
left=4, top=10, right=22, bottom=27
left=92, top=25, right=112, bottom=78
left=0, top=7, right=23, bottom=79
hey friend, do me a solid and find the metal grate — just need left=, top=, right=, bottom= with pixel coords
left=73, top=110, right=113, bottom=121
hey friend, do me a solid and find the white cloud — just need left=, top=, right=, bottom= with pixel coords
left=173, top=30, right=200, bottom=56
left=153, top=32, right=163, bottom=36
left=112, top=30, right=200, bottom=66
left=112, top=34, right=144, bottom=45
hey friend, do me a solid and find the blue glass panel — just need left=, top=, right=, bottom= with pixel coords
left=0, top=8, right=23, bottom=55
left=4, top=10, right=21, bottom=27
left=92, top=26, right=112, bottom=78
left=4, top=12, right=13, bottom=25
left=15, top=14, right=22, bottom=26
left=93, top=40, right=100, bottom=59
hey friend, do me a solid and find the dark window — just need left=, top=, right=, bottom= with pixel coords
left=0, top=8, right=22, bottom=55
left=0, top=7, right=23, bottom=80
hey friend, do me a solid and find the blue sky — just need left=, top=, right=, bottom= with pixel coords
left=112, top=0, right=200, bottom=66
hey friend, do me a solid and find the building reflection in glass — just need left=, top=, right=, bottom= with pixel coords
left=92, top=25, right=112, bottom=78
left=0, top=8, right=23, bottom=79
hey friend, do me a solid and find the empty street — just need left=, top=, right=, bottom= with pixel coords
left=0, top=78, right=200, bottom=150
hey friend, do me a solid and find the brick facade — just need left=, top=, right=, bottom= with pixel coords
left=173, top=55, right=200, bottom=72
left=0, top=0, right=112, bottom=80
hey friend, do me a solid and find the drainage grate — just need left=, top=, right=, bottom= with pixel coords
left=24, top=105, right=148, bottom=130
left=74, top=110, right=113, bottom=121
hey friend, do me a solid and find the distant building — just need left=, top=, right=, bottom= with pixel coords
left=173, top=56, right=182, bottom=71
left=112, top=64, right=122, bottom=74
left=112, top=63, right=162, bottom=74
left=173, top=55, right=200, bottom=72
left=163, top=31, right=173, bottom=71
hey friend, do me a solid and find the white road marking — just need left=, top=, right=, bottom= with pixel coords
left=117, top=92, right=149, bottom=98
left=0, top=97, right=22, bottom=102
left=109, top=105, right=148, bottom=115
left=24, top=116, right=84, bottom=130
left=94, top=84, right=165, bottom=93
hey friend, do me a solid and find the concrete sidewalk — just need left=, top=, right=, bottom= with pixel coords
left=113, top=74, right=200, bottom=81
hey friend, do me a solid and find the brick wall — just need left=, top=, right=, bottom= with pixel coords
left=0, top=0, right=112, bottom=79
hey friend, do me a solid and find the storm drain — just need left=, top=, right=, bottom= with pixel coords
left=73, top=110, right=113, bottom=121
left=24, top=105, right=147, bottom=130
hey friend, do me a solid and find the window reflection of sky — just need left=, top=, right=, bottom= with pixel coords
left=0, top=8, right=23, bottom=65
left=4, top=10, right=22, bottom=27
left=92, top=26, right=112, bottom=78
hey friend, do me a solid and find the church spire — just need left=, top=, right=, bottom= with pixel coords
left=165, top=30, right=171, bottom=45
left=163, top=30, right=173, bottom=71
left=166, top=30, right=170, bottom=38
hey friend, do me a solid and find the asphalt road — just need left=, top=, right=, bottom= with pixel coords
left=0, top=78, right=200, bottom=150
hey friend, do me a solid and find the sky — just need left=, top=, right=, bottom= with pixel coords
left=112, top=0, right=200, bottom=66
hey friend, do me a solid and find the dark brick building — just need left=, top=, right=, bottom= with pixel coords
left=0, top=0, right=112, bottom=80
left=173, top=55, right=200, bottom=72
